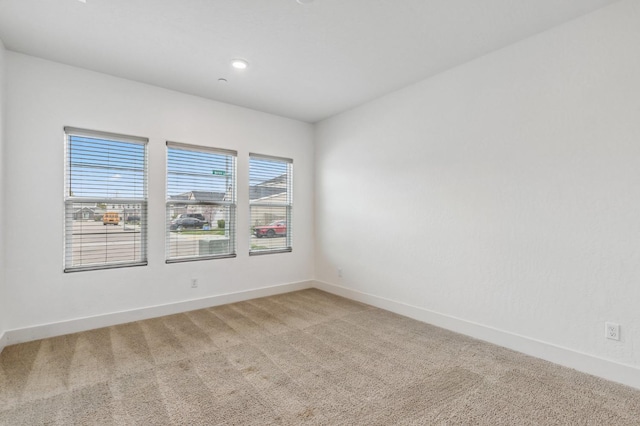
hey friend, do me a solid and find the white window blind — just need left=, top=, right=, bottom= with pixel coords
left=249, top=154, right=293, bottom=255
left=64, top=127, right=148, bottom=272
left=166, top=142, right=237, bottom=262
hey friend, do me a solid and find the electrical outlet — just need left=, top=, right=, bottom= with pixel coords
left=191, top=278, right=198, bottom=288
left=605, top=322, right=620, bottom=341
left=338, top=268, right=343, bottom=278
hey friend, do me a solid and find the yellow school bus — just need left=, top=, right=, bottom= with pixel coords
left=102, top=212, right=120, bottom=225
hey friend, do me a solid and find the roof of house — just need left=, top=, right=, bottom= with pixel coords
left=249, top=186, right=286, bottom=201
left=190, top=191, right=226, bottom=202
left=169, top=191, right=226, bottom=202
left=249, top=173, right=287, bottom=201
left=169, top=181, right=285, bottom=203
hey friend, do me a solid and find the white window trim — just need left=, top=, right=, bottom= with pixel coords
left=249, top=153, right=293, bottom=256
left=165, top=141, right=237, bottom=263
left=64, top=127, right=148, bottom=272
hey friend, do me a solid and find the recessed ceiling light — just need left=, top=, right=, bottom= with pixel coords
left=231, top=59, right=249, bottom=70
left=296, top=0, right=314, bottom=4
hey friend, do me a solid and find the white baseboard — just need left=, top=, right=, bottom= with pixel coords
left=0, top=330, right=7, bottom=354
left=313, top=280, right=640, bottom=391
left=2, top=280, right=312, bottom=349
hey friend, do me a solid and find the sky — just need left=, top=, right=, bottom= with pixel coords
left=68, top=135, right=289, bottom=200
left=68, top=136, right=145, bottom=199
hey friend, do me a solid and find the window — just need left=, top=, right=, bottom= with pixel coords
left=166, top=142, right=237, bottom=262
left=64, top=127, right=148, bottom=272
left=249, top=154, right=293, bottom=255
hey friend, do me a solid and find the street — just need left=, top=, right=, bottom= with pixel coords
left=68, top=220, right=289, bottom=266
left=68, top=220, right=143, bottom=266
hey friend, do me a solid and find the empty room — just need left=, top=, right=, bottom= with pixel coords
left=1, top=0, right=640, bottom=424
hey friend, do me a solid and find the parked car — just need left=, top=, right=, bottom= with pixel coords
left=170, top=217, right=207, bottom=231
left=177, top=213, right=206, bottom=221
left=254, top=220, right=287, bottom=238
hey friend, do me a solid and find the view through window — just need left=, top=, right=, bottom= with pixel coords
left=249, top=154, right=293, bottom=255
left=64, top=127, right=148, bottom=272
left=166, top=142, right=237, bottom=262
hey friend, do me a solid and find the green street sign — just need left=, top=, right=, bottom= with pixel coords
left=212, top=170, right=226, bottom=176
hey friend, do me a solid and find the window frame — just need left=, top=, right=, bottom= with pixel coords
left=64, top=127, right=148, bottom=272
left=249, top=153, right=293, bottom=256
left=165, top=141, right=237, bottom=263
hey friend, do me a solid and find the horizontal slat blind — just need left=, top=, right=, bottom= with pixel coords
left=64, top=128, right=148, bottom=272
left=249, top=154, right=293, bottom=255
left=166, top=142, right=237, bottom=262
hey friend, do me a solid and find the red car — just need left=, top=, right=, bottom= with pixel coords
left=254, top=220, right=287, bottom=238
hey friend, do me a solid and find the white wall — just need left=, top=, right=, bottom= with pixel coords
left=3, top=52, right=314, bottom=341
left=0, top=39, right=6, bottom=349
left=315, top=0, right=640, bottom=386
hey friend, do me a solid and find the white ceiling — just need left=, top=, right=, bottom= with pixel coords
left=0, top=0, right=619, bottom=122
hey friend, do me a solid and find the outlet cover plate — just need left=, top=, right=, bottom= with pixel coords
left=605, top=322, right=620, bottom=341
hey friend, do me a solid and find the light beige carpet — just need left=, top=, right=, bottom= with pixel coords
left=1, top=289, right=639, bottom=425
